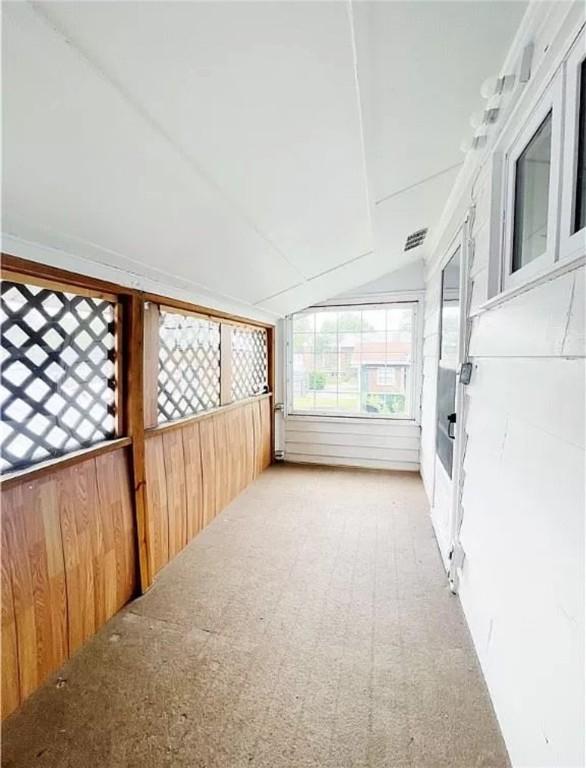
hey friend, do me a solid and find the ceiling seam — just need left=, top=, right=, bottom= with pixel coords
left=346, top=0, right=377, bottom=251
left=375, top=162, right=464, bottom=207
left=253, top=249, right=374, bottom=306
left=28, top=1, right=309, bottom=283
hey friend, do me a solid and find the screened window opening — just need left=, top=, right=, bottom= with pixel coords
left=574, top=58, right=586, bottom=234
left=158, top=310, right=220, bottom=423
left=1, top=280, right=117, bottom=474
left=231, top=326, right=268, bottom=401
left=512, top=111, right=553, bottom=272
left=290, top=305, right=415, bottom=418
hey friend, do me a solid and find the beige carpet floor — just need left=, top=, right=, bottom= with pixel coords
left=2, top=464, right=510, bottom=768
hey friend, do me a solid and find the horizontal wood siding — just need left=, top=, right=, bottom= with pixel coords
left=1, top=446, right=136, bottom=719
left=284, top=415, right=420, bottom=471
left=144, top=395, right=271, bottom=578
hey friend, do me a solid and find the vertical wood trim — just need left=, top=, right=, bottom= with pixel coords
left=114, top=302, right=125, bottom=437
left=124, top=294, right=151, bottom=592
left=267, top=325, right=275, bottom=464
left=144, top=436, right=169, bottom=577
left=143, top=302, right=160, bottom=430
left=220, top=323, right=233, bottom=406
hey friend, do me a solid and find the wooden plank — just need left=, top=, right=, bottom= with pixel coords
left=10, top=478, right=69, bottom=696
left=143, top=301, right=160, bottom=430
left=143, top=290, right=274, bottom=330
left=182, top=422, right=204, bottom=541
left=220, top=323, right=233, bottom=406
left=58, top=461, right=98, bottom=655
left=107, top=450, right=137, bottom=609
left=213, top=415, right=228, bottom=514
left=239, top=405, right=254, bottom=491
left=199, top=418, right=217, bottom=526
left=0, top=437, right=132, bottom=491
left=1, top=516, right=20, bottom=718
left=94, top=448, right=137, bottom=614
left=93, top=455, right=119, bottom=619
left=2, top=485, right=37, bottom=701
left=1, top=253, right=132, bottom=298
left=144, top=435, right=169, bottom=576
left=86, top=457, right=108, bottom=631
left=124, top=293, right=151, bottom=592
left=143, top=393, right=272, bottom=438
left=252, top=399, right=263, bottom=478
left=260, top=396, right=272, bottom=471
left=162, top=430, right=187, bottom=559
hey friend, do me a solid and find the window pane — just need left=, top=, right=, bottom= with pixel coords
left=436, top=249, right=460, bottom=478
left=315, top=390, right=338, bottom=411
left=512, top=112, right=552, bottom=272
left=338, top=310, right=361, bottom=332
left=575, top=58, right=586, bottom=233
left=290, top=303, right=414, bottom=418
left=362, top=309, right=386, bottom=332
left=293, top=312, right=314, bottom=333
left=293, top=332, right=313, bottom=355
left=315, top=311, right=338, bottom=332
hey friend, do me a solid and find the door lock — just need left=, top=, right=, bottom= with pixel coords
left=447, top=412, right=457, bottom=439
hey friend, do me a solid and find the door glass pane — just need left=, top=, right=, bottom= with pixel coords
left=512, top=112, right=552, bottom=272
left=574, top=58, right=586, bottom=233
left=436, top=249, right=460, bottom=478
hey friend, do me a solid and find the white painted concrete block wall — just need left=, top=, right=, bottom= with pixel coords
left=420, top=4, right=585, bottom=765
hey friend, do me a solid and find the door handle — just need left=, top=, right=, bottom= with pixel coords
left=447, top=412, right=456, bottom=439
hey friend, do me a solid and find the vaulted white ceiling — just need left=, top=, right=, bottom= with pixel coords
left=2, top=1, right=526, bottom=320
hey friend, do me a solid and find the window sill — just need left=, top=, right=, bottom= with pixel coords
left=0, top=436, right=132, bottom=490
left=286, top=411, right=419, bottom=425
left=146, top=393, right=272, bottom=437
left=473, top=253, right=585, bottom=318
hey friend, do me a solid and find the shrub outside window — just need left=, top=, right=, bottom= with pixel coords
left=289, top=304, right=416, bottom=419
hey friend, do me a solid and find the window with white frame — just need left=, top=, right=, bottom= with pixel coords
left=575, top=57, right=586, bottom=233
left=560, top=26, right=586, bottom=260
left=502, top=72, right=563, bottom=290
left=289, top=304, right=416, bottom=419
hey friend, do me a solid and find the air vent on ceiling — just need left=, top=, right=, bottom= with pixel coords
left=404, top=228, right=428, bottom=252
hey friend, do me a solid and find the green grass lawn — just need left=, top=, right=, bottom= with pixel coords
left=293, top=393, right=360, bottom=412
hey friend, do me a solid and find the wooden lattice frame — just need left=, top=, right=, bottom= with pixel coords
left=157, top=309, right=221, bottom=422
left=1, top=280, right=117, bottom=473
left=231, top=326, right=268, bottom=401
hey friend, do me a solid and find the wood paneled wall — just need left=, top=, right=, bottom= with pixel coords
left=0, top=254, right=275, bottom=721
left=1, top=445, right=136, bottom=719
left=145, top=395, right=271, bottom=577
